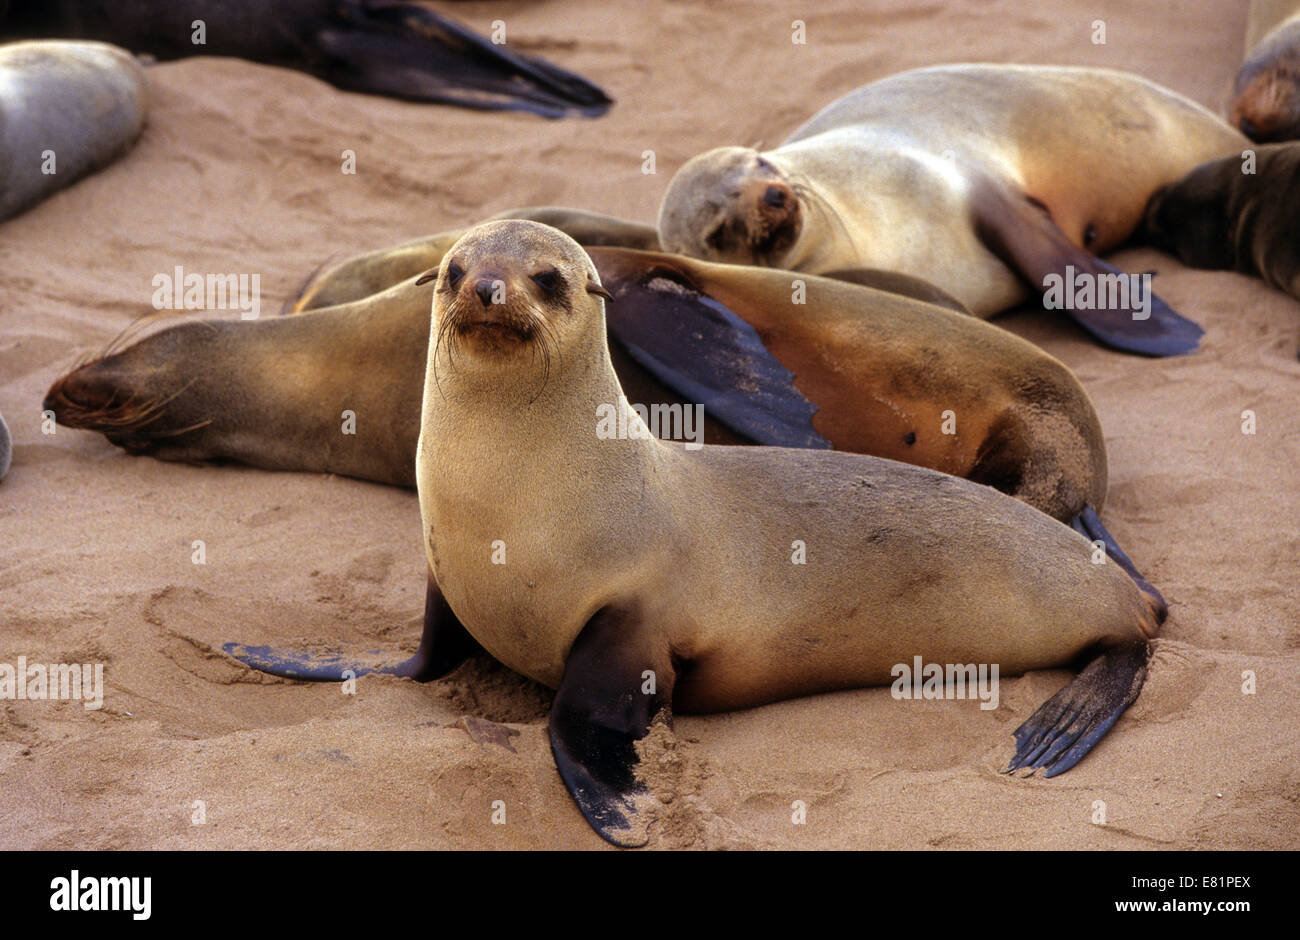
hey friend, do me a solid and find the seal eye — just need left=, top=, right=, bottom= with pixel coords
left=445, top=262, right=465, bottom=290
left=532, top=270, right=562, bottom=293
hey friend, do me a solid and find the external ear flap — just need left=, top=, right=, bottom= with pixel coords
left=415, top=269, right=438, bottom=286
left=586, top=278, right=614, bottom=301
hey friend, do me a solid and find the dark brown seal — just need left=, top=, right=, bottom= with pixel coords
left=1144, top=142, right=1300, bottom=300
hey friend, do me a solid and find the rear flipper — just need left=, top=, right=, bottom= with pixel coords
left=1004, top=641, right=1149, bottom=777
left=549, top=605, right=674, bottom=848
left=971, top=175, right=1204, bottom=356
left=305, top=0, right=612, bottom=117
left=1070, top=504, right=1168, bottom=621
left=223, top=574, right=482, bottom=682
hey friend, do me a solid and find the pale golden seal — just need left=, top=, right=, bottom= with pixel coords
left=657, top=64, right=1249, bottom=356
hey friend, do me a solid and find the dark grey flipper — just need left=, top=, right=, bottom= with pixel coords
left=598, top=258, right=831, bottom=449
left=548, top=605, right=672, bottom=848
left=1069, top=504, right=1168, bottom=620
left=223, top=574, right=482, bottom=682
left=970, top=175, right=1203, bottom=356
left=1005, top=642, right=1150, bottom=777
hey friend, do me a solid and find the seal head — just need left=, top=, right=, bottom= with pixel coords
left=656, top=147, right=803, bottom=267
left=1231, top=21, right=1300, bottom=141
left=419, top=220, right=611, bottom=370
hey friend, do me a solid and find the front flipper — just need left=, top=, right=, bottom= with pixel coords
left=970, top=176, right=1203, bottom=356
left=314, top=0, right=612, bottom=117
left=549, top=605, right=674, bottom=848
left=223, top=573, right=482, bottom=682
left=588, top=249, right=832, bottom=450
left=1070, top=505, right=1168, bottom=622
left=1004, top=642, right=1149, bottom=777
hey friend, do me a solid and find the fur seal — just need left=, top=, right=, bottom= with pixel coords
left=656, top=64, right=1249, bottom=356
left=223, top=220, right=1165, bottom=847
left=45, top=214, right=1118, bottom=529
left=1, top=0, right=610, bottom=118
left=1143, top=142, right=1300, bottom=301
left=0, top=40, right=146, bottom=222
left=1232, top=0, right=1300, bottom=141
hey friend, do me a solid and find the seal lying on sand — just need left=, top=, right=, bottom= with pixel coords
left=0, top=40, right=146, bottom=222
left=656, top=64, right=1248, bottom=356
left=1, top=0, right=611, bottom=117
left=222, top=221, right=1166, bottom=847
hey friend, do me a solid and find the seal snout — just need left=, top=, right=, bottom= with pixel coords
left=473, top=278, right=497, bottom=308
left=763, top=184, right=788, bottom=208
left=42, top=358, right=172, bottom=450
left=43, top=361, right=118, bottom=428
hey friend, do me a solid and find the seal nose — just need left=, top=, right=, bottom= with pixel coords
left=763, top=185, right=786, bottom=208
left=1239, top=116, right=1258, bottom=139
left=474, top=279, right=497, bottom=308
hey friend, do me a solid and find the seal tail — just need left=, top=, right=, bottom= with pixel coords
left=1004, top=641, right=1149, bottom=777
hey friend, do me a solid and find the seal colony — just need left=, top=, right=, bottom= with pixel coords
left=24, top=15, right=1289, bottom=849
left=0, top=0, right=611, bottom=118
left=0, top=40, right=146, bottom=222
left=220, top=220, right=1166, bottom=846
left=657, top=64, right=1248, bottom=356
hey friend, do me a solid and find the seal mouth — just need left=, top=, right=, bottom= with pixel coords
left=443, top=303, right=539, bottom=349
